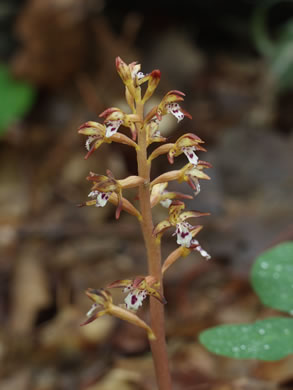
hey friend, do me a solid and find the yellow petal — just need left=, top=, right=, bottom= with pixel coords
left=185, top=168, right=211, bottom=180
left=190, top=225, right=203, bottom=238
left=142, top=69, right=161, bottom=103
left=78, top=121, right=105, bottom=135
left=125, top=86, right=135, bottom=111
left=107, top=279, right=133, bottom=289
left=145, top=285, right=166, bottom=304
left=153, top=219, right=172, bottom=237
left=85, top=288, right=112, bottom=306
left=169, top=201, right=185, bottom=225
left=150, top=183, right=168, bottom=207
left=179, top=211, right=210, bottom=222
left=116, top=57, right=132, bottom=84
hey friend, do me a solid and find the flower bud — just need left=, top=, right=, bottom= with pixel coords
left=142, top=69, right=161, bottom=103
left=116, top=56, right=132, bottom=84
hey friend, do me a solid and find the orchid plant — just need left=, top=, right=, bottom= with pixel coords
left=78, top=57, right=211, bottom=390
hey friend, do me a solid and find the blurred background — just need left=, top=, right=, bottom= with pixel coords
left=1, top=0, right=293, bottom=389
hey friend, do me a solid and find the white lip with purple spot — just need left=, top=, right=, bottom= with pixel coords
left=88, top=190, right=111, bottom=207
left=105, top=120, right=123, bottom=138
left=124, top=289, right=147, bottom=311
left=173, top=222, right=193, bottom=247
left=166, top=103, right=184, bottom=122
left=182, top=146, right=198, bottom=166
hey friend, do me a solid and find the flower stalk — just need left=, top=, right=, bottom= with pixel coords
left=135, top=100, right=173, bottom=390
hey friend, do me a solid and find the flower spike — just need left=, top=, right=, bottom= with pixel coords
left=77, top=57, right=213, bottom=361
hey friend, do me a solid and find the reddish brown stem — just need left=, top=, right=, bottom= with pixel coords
left=136, top=102, right=172, bottom=390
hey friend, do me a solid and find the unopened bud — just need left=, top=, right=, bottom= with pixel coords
left=116, top=56, right=132, bottom=83
left=142, top=69, right=161, bottom=103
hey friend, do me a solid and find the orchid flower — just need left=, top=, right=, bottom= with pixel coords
left=107, top=276, right=166, bottom=311
left=150, top=160, right=211, bottom=199
left=153, top=201, right=209, bottom=246
left=99, top=107, right=140, bottom=140
left=145, top=117, right=166, bottom=146
left=157, top=90, right=192, bottom=122
left=129, top=61, right=145, bottom=82
left=78, top=170, right=144, bottom=219
left=145, top=90, right=192, bottom=125
left=78, top=121, right=137, bottom=159
left=148, top=133, right=206, bottom=166
left=150, top=182, right=193, bottom=208
left=167, top=133, right=206, bottom=165
left=179, top=161, right=212, bottom=194
left=115, top=57, right=148, bottom=101
left=161, top=238, right=211, bottom=275
left=81, top=288, right=156, bottom=340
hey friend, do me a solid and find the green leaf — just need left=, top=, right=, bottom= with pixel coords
left=251, top=241, right=293, bottom=314
left=252, top=1, right=293, bottom=91
left=270, top=20, right=293, bottom=91
left=0, top=64, right=36, bottom=135
left=199, top=317, right=293, bottom=361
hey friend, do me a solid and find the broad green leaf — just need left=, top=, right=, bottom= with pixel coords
left=270, top=20, right=293, bottom=90
left=251, top=242, right=293, bottom=314
left=252, top=1, right=293, bottom=91
left=199, top=317, right=293, bottom=361
left=0, top=64, right=36, bottom=135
